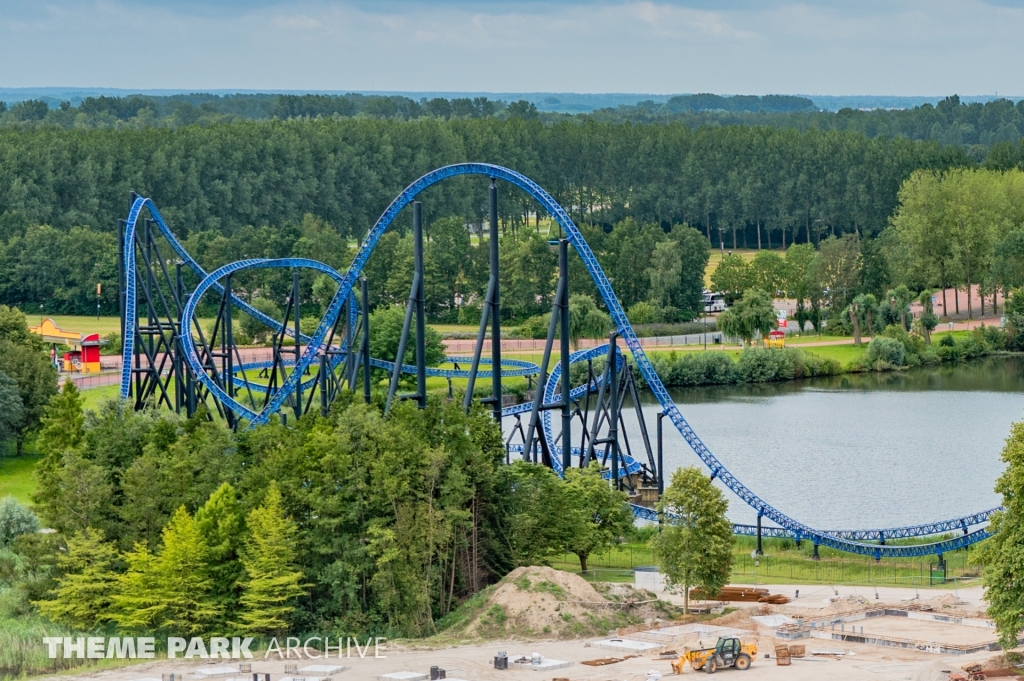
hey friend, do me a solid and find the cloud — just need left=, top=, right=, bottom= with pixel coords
left=0, top=0, right=1021, bottom=95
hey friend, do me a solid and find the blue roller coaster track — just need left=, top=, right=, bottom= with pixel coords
left=120, top=162, right=997, bottom=559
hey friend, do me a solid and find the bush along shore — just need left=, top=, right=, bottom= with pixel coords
left=630, top=324, right=1007, bottom=389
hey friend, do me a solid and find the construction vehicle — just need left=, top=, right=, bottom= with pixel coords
left=670, top=637, right=757, bottom=674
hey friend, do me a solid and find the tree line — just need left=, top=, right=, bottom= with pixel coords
left=0, top=115, right=977, bottom=315
left=5, top=92, right=1024, bottom=155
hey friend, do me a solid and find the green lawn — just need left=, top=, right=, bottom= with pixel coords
left=0, top=454, right=40, bottom=504
left=800, top=344, right=867, bottom=367
left=550, top=536, right=978, bottom=588
left=81, top=384, right=120, bottom=410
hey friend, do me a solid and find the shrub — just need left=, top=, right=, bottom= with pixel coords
left=646, top=351, right=737, bottom=387
left=627, top=301, right=658, bottom=325
left=517, top=314, right=550, bottom=340
left=737, top=348, right=795, bottom=383
left=866, top=336, right=906, bottom=367
left=0, top=497, right=39, bottom=547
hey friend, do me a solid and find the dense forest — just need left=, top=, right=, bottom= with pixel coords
left=3, top=91, right=1024, bottom=149
left=2, top=93, right=1024, bottom=318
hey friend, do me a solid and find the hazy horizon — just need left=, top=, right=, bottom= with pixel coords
left=2, top=1, right=1023, bottom=95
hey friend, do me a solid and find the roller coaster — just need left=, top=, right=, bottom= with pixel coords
left=118, top=162, right=996, bottom=562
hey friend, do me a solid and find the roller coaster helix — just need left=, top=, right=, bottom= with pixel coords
left=119, top=162, right=997, bottom=561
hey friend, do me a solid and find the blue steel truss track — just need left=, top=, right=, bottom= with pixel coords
left=121, top=163, right=997, bottom=558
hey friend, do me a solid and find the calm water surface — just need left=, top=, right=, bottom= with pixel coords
left=629, top=356, right=1024, bottom=529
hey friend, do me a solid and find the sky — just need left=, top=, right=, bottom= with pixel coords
left=1, top=0, right=1023, bottom=95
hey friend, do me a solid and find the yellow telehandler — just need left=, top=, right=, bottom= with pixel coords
left=670, top=636, right=757, bottom=674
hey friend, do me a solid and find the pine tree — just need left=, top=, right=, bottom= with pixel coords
left=34, top=529, right=118, bottom=630
left=33, top=381, right=85, bottom=517
left=152, top=506, right=219, bottom=634
left=110, top=542, right=162, bottom=631
left=195, top=482, right=245, bottom=628
left=235, top=482, right=307, bottom=635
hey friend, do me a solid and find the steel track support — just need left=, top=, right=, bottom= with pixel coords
left=608, top=332, right=620, bottom=490
left=756, top=513, right=763, bottom=556
left=489, top=180, right=502, bottom=421
left=414, top=202, right=426, bottom=409
left=361, top=276, right=371, bottom=403
left=559, top=239, right=571, bottom=473
left=292, top=269, right=302, bottom=421
left=657, top=411, right=665, bottom=496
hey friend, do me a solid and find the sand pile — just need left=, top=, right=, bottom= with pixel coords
left=910, top=659, right=957, bottom=681
left=463, top=566, right=652, bottom=639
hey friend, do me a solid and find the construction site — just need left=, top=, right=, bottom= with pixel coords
left=44, top=566, right=1021, bottom=681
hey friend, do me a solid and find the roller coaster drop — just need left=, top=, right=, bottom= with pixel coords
left=119, top=163, right=996, bottom=562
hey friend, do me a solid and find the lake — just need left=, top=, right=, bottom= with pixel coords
left=630, top=355, right=1024, bottom=530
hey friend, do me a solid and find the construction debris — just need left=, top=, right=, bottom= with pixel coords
left=580, top=655, right=638, bottom=666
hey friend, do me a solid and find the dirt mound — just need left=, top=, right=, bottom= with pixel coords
left=462, top=566, right=654, bottom=640
left=911, top=659, right=957, bottom=681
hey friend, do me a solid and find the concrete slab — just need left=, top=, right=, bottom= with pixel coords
left=751, top=614, right=797, bottom=628
left=194, top=669, right=238, bottom=678
left=375, top=673, right=427, bottom=681
left=591, top=638, right=660, bottom=653
left=298, top=665, right=347, bottom=675
left=509, top=654, right=571, bottom=671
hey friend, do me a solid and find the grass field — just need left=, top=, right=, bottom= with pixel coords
left=0, top=454, right=40, bottom=503
left=705, top=248, right=761, bottom=286
left=549, top=536, right=977, bottom=588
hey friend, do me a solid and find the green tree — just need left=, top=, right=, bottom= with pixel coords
left=627, top=301, right=659, bottom=325
left=195, top=482, right=245, bottom=628
left=647, top=240, right=683, bottom=317
left=749, top=251, right=788, bottom=296
left=0, top=495, right=38, bottom=547
left=568, top=294, right=611, bottom=350
left=425, top=216, right=471, bottom=318
left=150, top=506, right=219, bottom=635
left=785, top=243, right=817, bottom=332
left=43, top=451, right=113, bottom=537
left=816, top=234, right=863, bottom=311
left=235, top=482, right=307, bottom=635
left=33, top=381, right=85, bottom=514
left=652, top=467, right=733, bottom=614
left=492, top=461, right=568, bottom=568
left=980, top=420, right=1024, bottom=649
left=717, top=289, right=777, bottom=345
left=110, top=542, right=162, bottom=631
left=34, top=529, right=118, bottom=630
left=916, top=289, right=939, bottom=344
left=710, top=254, right=753, bottom=304
left=0, top=370, right=25, bottom=451
left=885, top=284, right=916, bottom=330
left=240, top=297, right=284, bottom=345
left=0, top=306, right=57, bottom=454
left=562, top=462, right=633, bottom=572
left=667, top=224, right=712, bottom=320
left=369, top=304, right=445, bottom=367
